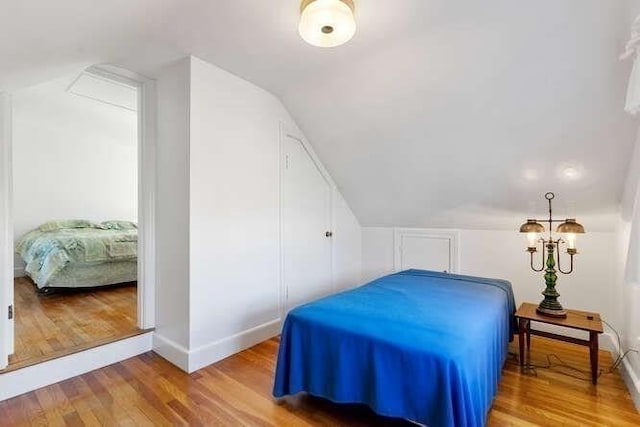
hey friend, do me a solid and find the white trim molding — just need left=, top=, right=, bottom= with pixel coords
left=187, top=319, right=281, bottom=373
left=621, top=356, right=640, bottom=410
left=0, top=332, right=152, bottom=401
left=393, top=228, right=460, bottom=273
left=598, top=331, right=640, bottom=410
left=88, top=65, right=157, bottom=330
left=153, top=320, right=281, bottom=373
left=0, top=92, right=13, bottom=367
left=152, top=333, right=190, bottom=372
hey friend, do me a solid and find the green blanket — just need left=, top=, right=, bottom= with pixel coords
left=16, top=221, right=137, bottom=287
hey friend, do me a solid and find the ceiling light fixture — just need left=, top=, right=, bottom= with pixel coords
left=298, top=0, right=356, bottom=48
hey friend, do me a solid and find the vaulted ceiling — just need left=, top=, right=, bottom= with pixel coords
left=2, top=0, right=639, bottom=229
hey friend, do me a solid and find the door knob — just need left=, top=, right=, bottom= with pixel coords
left=325, top=231, right=333, bottom=237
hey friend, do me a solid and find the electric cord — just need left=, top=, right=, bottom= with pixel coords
left=509, top=318, right=638, bottom=382
left=601, top=319, right=638, bottom=372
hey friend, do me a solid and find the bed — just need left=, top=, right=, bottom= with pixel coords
left=16, top=220, right=138, bottom=291
left=273, top=269, right=516, bottom=427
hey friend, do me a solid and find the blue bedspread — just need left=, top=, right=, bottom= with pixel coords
left=273, top=269, right=516, bottom=426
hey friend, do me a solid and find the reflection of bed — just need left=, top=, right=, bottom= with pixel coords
left=273, top=269, right=516, bottom=427
left=16, top=220, right=138, bottom=290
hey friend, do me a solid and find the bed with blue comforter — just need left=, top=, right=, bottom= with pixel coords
left=273, top=269, right=516, bottom=427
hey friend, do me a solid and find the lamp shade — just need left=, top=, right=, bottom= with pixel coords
left=519, top=219, right=545, bottom=234
left=557, top=219, right=584, bottom=250
left=556, top=218, right=585, bottom=234
left=299, top=0, right=356, bottom=47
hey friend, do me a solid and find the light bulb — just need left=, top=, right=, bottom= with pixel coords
left=527, top=232, right=539, bottom=248
left=565, top=233, right=577, bottom=250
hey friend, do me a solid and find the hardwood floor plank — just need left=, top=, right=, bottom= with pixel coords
left=33, top=388, right=69, bottom=427
left=105, top=364, right=187, bottom=425
left=89, top=368, right=168, bottom=426
left=1, top=335, right=639, bottom=426
left=3, top=278, right=139, bottom=372
left=124, top=357, right=247, bottom=425
left=63, top=377, right=103, bottom=426
left=61, top=411, right=84, bottom=427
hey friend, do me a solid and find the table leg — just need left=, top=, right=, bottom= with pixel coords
left=518, top=317, right=526, bottom=367
left=589, top=331, right=598, bottom=385
left=526, top=320, right=531, bottom=349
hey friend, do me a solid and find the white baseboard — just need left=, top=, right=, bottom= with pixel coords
left=601, top=332, right=640, bottom=411
left=13, top=266, right=24, bottom=278
left=601, top=331, right=617, bottom=352
left=0, top=332, right=152, bottom=402
left=152, top=319, right=282, bottom=374
left=152, top=333, right=189, bottom=372
left=187, top=319, right=281, bottom=373
left=621, top=356, right=640, bottom=410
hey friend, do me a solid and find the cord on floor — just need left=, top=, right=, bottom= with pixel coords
left=508, top=319, right=638, bottom=382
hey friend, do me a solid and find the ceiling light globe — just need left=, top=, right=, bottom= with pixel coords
left=299, top=0, right=356, bottom=48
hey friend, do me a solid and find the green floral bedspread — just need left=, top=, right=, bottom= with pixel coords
left=16, top=221, right=137, bottom=287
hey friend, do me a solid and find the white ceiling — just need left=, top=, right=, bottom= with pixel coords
left=2, top=0, right=639, bottom=229
left=13, top=73, right=137, bottom=148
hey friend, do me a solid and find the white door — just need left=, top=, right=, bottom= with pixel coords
left=400, top=236, right=450, bottom=272
left=0, top=92, right=14, bottom=369
left=395, top=231, right=458, bottom=273
left=282, top=135, right=332, bottom=311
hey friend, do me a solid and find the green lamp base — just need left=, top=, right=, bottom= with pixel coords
left=536, top=306, right=567, bottom=318
left=535, top=240, right=568, bottom=319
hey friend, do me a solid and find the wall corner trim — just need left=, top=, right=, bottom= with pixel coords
left=152, top=333, right=190, bottom=372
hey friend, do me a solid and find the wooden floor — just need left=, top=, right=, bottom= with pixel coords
left=3, top=277, right=139, bottom=372
left=1, top=335, right=638, bottom=426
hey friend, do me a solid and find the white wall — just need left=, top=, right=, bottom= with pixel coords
left=12, top=74, right=137, bottom=271
left=153, top=56, right=362, bottom=372
left=153, top=58, right=191, bottom=369
left=616, top=125, right=640, bottom=408
left=188, top=57, right=283, bottom=357
left=363, top=226, right=617, bottom=338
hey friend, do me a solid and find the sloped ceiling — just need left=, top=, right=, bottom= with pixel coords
left=1, top=0, right=639, bottom=229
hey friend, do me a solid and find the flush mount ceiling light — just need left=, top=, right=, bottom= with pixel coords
left=298, top=0, right=356, bottom=48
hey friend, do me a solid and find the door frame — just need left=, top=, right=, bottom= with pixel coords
left=0, top=92, right=14, bottom=368
left=81, top=64, right=157, bottom=330
left=0, top=65, right=157, bottom=369
left=279, top=122, right=336, bottom=321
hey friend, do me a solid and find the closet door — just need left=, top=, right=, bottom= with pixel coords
left=394, top=230, right=459, bottom=273
left=282, top=134, right=332, bottom=312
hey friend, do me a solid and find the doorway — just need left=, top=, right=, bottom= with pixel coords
left=0, top=65, right=156, bottom=370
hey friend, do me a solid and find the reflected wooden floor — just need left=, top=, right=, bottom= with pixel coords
left=2, top=277, right=139, bottom=372
left=1, top=335, right=639, bottom=425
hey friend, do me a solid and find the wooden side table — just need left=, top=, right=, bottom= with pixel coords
left=514, top=302, right=604, bottom=385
